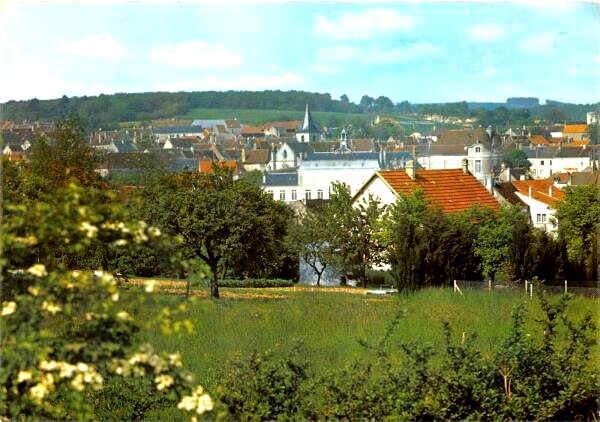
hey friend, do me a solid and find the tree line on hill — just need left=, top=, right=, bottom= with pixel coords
left=2, top=90, right=596, bottom=130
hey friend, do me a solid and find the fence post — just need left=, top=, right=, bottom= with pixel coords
left=564, top=279, right=567, bottom=294
left=529, top=283, right=533, bottom=298
left=525, top=279, right=528, bottom=294
left=488, top=279, right=493, bottom=291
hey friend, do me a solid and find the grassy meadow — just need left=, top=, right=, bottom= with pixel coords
left=130, top=284, right=600, bottom=392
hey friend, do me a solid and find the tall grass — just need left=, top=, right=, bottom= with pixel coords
left=134, top=288, right=599, bottom=391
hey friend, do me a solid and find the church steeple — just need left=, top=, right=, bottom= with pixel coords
left=296, top=104, right=321, bottom=142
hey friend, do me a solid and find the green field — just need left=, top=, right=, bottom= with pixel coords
left=133, top=286, right=600, bottom=392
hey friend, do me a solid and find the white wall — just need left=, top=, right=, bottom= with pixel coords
left=529, top=156, right=591, bottom=178
left=514, top=192, right=558, bottom=233
left=353, top=176, right=398, bottom=207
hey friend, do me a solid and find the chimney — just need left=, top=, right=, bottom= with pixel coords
left=462, top=158, right=469, bottom=174
left=406, top=160, right=416, bottom=180
left=241, top=146, right=246, bottom=163
left=528, top=186, right=532, bottom=197
left=548, top=186, right=552, bottom=197
left=568, top=172, right=572, bottom=185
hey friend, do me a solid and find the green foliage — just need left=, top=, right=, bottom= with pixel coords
left=219, top=278, right=294, bottom=288
left=210, top=293, right=598, bottom=420
left=216, top=346, right=308, bottom=420
left=502, top=149, right=532, bottom=169
left=553, top=184, right=600, bottom=280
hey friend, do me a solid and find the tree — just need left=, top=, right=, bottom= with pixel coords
left=359, top=95, right=375, bottom=111
left=340, top=94, right=349, bottom=103
left=586, top=123, right=598, bottom=145
left=373, top=96, right=394, bottom=112
left=288, top=210, right=335, bottom=286
left=502, top=149, right=531, bottom=169
left=474, top=206, right=530, bottom=283
left=137, top=168, right=289, bottom=298
left=553, top=185, right=600, bottom=280
left=323, top=183, right=384, bottom=287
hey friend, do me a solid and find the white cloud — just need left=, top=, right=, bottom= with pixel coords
left=315, top=9, right=416, bottom=40
left=149, top=41, right=243, bottom=68
left=56, top=34, right=127, bottom=60
left=519, top=33, right=556, bottom=54
left=156, top=72, right=304, bottom=92
left=517, top=0, right=578, bottom=13
left=318, top=43, right=440, bottom=65
left=465, top=24, right=505, bottom=42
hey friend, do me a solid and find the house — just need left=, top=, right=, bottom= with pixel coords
left=524, top=145, right=597, bottom=178
left=499, top=178, right=564, bottom=233
left=241, top=147, right=271, bottom=172
left=198, top=159, right=242, bottom=178
left=271, top=141, right=313, bottom=170
left=587, top=111, right=599, bottom=125
left=562, top=123, right=589, bottom=143
left=551, top=170, right=600, bottom=188
left=241, top=125, right=264, bottom=139
left=262, top=172, right=300, bottom=203
left=352, top=162, right=499, bottom=214
left=153, top=126, right=204, bottom=143
left=163, top=137, right=202, bottom=152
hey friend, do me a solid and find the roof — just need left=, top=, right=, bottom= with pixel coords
left=198, top=159, right=240, bottom=174
left=285, top=142, right=314, bottom=154
left=112, top=142, right=138, bottom=153
left=191, top=119, right=225, bottom=128
left=300, top=104, right=321, bottom=133
left=263, top=172, right=299, bottom=187
left=524, top=146, right=593, bottom=159
left=367, top=169, right=499, bottom=213
left=350, top=138, right=376, bottom=152
left=495, top=182, right=528, bottom=207
left=530, top=135, right=550, bottom=146
left=241, top=125, right=264, bottom=135
left=563, top=124, right=588, bottom=134
left=437, top=128, right=489, bottom=146
left=261, top=121, right=300, bottom=131
left=244, top=149, right=270, bottom=165
left=570, top=171, right=600, bottom=186
left=224, top=119, right=241, bottom=129
left=511, top=178, right=565, bottom=207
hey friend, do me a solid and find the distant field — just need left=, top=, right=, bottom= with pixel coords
left=131, top=285, right=600, bottom=392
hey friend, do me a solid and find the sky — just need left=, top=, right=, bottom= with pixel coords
left=0, top=0, right=599, bottom=105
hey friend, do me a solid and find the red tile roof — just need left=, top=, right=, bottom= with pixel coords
left=511, top=178, right=564, bottom=207
left=261, top=121, right=301, bottom=131
left=241, top=125, right=264, bottom=135
left=530, top=135, right=550, bottom=146
left=563, top=124, right=588, bottom=134
left=244, top=149, right=270, bottom=164
left=376, top=169, right=499, bottom=213
left=199, top=159, right=240, bottom=174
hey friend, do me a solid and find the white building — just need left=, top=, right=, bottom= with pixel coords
left=295, top=104, right=322, bottom=143
left=525, top=145, right=597, bottom=178
left=510, top=179, right=564, bottom=233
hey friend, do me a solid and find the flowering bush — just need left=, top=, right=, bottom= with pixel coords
left=0, top=184, right=211, bottom=420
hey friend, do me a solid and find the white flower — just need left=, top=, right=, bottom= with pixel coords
left=154, top=374, right=174, bottom=391
left=111, top=292, right=119, bottom=302
left=29, top=383, right=49, bottom=400
left=112, top=239, right=128, bottom=247
left=76, top=362, right=89, bottom=372
left=1, top=301, right=16, bottom=316
left=168, top=353, right=182, bottom=367
left=80, top=222, right=98, bottom=238
left=17, top=370, right=32, bottom=383
left=59, top=363, right=76, bottom=378
left=178, top=386, right=213, bottom=415
left=41, top=301, right=62, bottom=315
left=71, top=374, right=85, bottom=391
left=117, top=311, right=131, bottom=320
left=27, top=264, right=47, bottom=277
left=39, top=360, right=59, bottom=371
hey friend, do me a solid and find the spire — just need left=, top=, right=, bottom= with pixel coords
left=301, top=104, right=321, bottom=133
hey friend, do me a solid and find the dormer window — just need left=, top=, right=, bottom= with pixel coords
left=475, top=146, right=481, bottom=153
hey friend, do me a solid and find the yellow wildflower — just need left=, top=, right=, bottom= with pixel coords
left=41, top=301, right=62, bottom=315
left=17, top=370, right=32, bottom=383
left=1, top=301, right=16, bottom=316
left=154, top=374, right=174, bottom=391
left=27, top=264, right=47, bottom=277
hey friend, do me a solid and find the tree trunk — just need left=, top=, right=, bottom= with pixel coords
left=210, top=268, right=220, bottom=299
left=316, top=271, right=321, bottom=286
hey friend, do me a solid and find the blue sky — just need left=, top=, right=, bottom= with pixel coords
left=1, top=1, right=598, bottom=104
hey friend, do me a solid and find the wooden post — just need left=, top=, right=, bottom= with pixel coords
left=564, top=279, right=567, bottom=294
left=525, top=279, right=528, bottom=293
left=488, top=279, right=493, bottom=290
left=529, top=283, right=533, bottom=298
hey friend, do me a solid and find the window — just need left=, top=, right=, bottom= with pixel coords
left=536, top=214, right=542, bottom=223
left=549, top=160, right=552, bottom=165
left=279, top=190, right=286, bottom=201
left=542, top=214, right=547, bottom=223
left=474, top=159, right=482, bottom=174
left=317, top=189, right=323, bottom=199
left=540, top=160, right=545, bottom=165
left=300, top=135, right=305, bottom=142
left=283, top=150, right=288, bottom=159
left=475, top=146, right=481, bottom=153
left=305, top=190, right=311, bottom=200
left=291, top=190, right=297, bottom=200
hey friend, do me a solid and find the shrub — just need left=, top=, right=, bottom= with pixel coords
left=218, top=278, right=294, bottom=288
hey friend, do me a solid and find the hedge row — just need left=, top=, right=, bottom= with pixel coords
left=219, top=278, right=294, bottom=288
